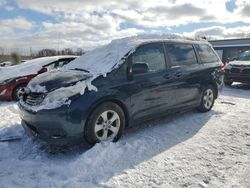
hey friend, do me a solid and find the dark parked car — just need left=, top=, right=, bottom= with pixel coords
left=19, top=37, right=224, bottom=146
left=0, top=61, right=12, bottom=67
left=0, top=56, right=77, bottom=101
left=224, top=51, right=250, bottom=86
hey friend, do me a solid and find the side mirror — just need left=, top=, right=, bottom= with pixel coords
left=38, top=67, right=48, bottom=74
left=132, top=62, right=149, bottom=74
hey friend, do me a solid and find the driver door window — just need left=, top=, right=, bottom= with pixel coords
left=131, top=43, right=166, bottom=73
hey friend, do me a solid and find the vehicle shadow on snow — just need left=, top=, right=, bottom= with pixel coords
left=96, top=109, right=222, bottom=184
left=41, top=109, right=222, bottom=154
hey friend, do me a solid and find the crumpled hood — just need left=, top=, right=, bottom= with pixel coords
left=28, top=70, right=93, bottom=93
left=229, top=60, right=250, bottom=66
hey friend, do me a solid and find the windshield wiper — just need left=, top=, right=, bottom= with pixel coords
left=71, top=68, right=90, bottom=73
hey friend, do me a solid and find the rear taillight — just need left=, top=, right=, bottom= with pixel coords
left=38, top=67, right=48, bottom=74
left=220, top=63, right=225, bottom=70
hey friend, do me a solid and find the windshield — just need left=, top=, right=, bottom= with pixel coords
left=238, top=51, right=250, bottom=61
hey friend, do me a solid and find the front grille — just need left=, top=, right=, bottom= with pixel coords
left=230, top=66, right=250, bottom=75
left=242, top=69, right=250, bottom=74
left=24, top=92, right=46, bottom=106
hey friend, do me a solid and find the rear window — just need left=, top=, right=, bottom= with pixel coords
left=196, top=44, right=219, bottom=63
left=166, top=43, right=197, bottom=67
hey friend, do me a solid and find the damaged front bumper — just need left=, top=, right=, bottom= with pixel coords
left=18, top=102, right=86, bottom=145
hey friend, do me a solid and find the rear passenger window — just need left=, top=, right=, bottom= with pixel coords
left=131, top=43, right=166, bottom=72
left=196, top=44, right=219, bottom=63
left=45, top=63, right=56, bottom=71
left=166, top=43, right=197, bottom=66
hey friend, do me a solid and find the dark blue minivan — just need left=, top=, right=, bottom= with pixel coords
left=19, top=36, right=224, bottom=145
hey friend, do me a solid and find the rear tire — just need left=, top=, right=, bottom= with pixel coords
left=13, top=84, right=26, bottom=101
left=84, top=102, right=125, bottom=145
left=197, top=85, right=215, bottom=113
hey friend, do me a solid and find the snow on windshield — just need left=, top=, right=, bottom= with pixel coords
left=63, top=37, right=137, bottom=76
left=0, top=56, right=75, bottom=82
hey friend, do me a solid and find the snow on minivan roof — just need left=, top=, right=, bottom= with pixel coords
left=0, top=55, right=77, bottom=82
left=64, top=34, right=208, bottom=76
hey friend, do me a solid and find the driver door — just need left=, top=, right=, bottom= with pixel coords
left=129, top=42, right=176, bottom=120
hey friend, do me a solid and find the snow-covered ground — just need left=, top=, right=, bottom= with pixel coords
left=0, top=85, right=249, bottom=188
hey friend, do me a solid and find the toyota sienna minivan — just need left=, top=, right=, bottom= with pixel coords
left=19, top=35, right=224, bottom=146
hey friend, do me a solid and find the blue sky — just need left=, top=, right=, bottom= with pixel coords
left=0, top=0, right=250, bottom=54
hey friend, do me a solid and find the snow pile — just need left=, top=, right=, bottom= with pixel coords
left=22, top=76, right=97, bottom=112
left=0, top=102, right=23, bottom=139
left=27, top=84, right=47, bottom=93
left=0, top=56, right=76, bottom=83
left=0, top=86, right=250, bottom=187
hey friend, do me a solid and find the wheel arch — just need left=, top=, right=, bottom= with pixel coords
left=85, top=97, right=130, bottom=128
left=206, top=82, right=218, bottom=99
left=201, top=78, right=218, bottom=99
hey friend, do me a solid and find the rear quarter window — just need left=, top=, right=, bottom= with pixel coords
left=196, top=44, right=219, bottom=63
left=166, top=43, right=198, bottom=67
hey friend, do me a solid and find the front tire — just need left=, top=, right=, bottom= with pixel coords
left=84, top=102, right=125, bottom=145
left=197, top=85, right=215, bottom=112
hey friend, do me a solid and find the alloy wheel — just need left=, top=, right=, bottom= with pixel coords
left=203, top=88, right=214, bottom=109
left=16, top=87, right=25, bottom=100
left=94, top=110, right=120, bottom=141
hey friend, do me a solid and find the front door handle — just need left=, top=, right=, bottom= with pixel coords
left=175, top=73, right=181, bottom=78
left=164, top=72, right=182, bottom=79
left=174, top=72, right=182, bottom=78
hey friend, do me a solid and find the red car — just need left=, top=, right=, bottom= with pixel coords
left=0, top=55, right=77, bottom=101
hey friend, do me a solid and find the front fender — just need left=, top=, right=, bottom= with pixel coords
left=67, top=88, right=131, bottom=131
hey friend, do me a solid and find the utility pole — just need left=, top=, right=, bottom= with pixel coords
left=57, top=33, right=61, bottom=55
left=30, top=47, right=33, bottom=58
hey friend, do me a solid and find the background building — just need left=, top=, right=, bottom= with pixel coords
left=210, top=38, right=250, bottom=63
